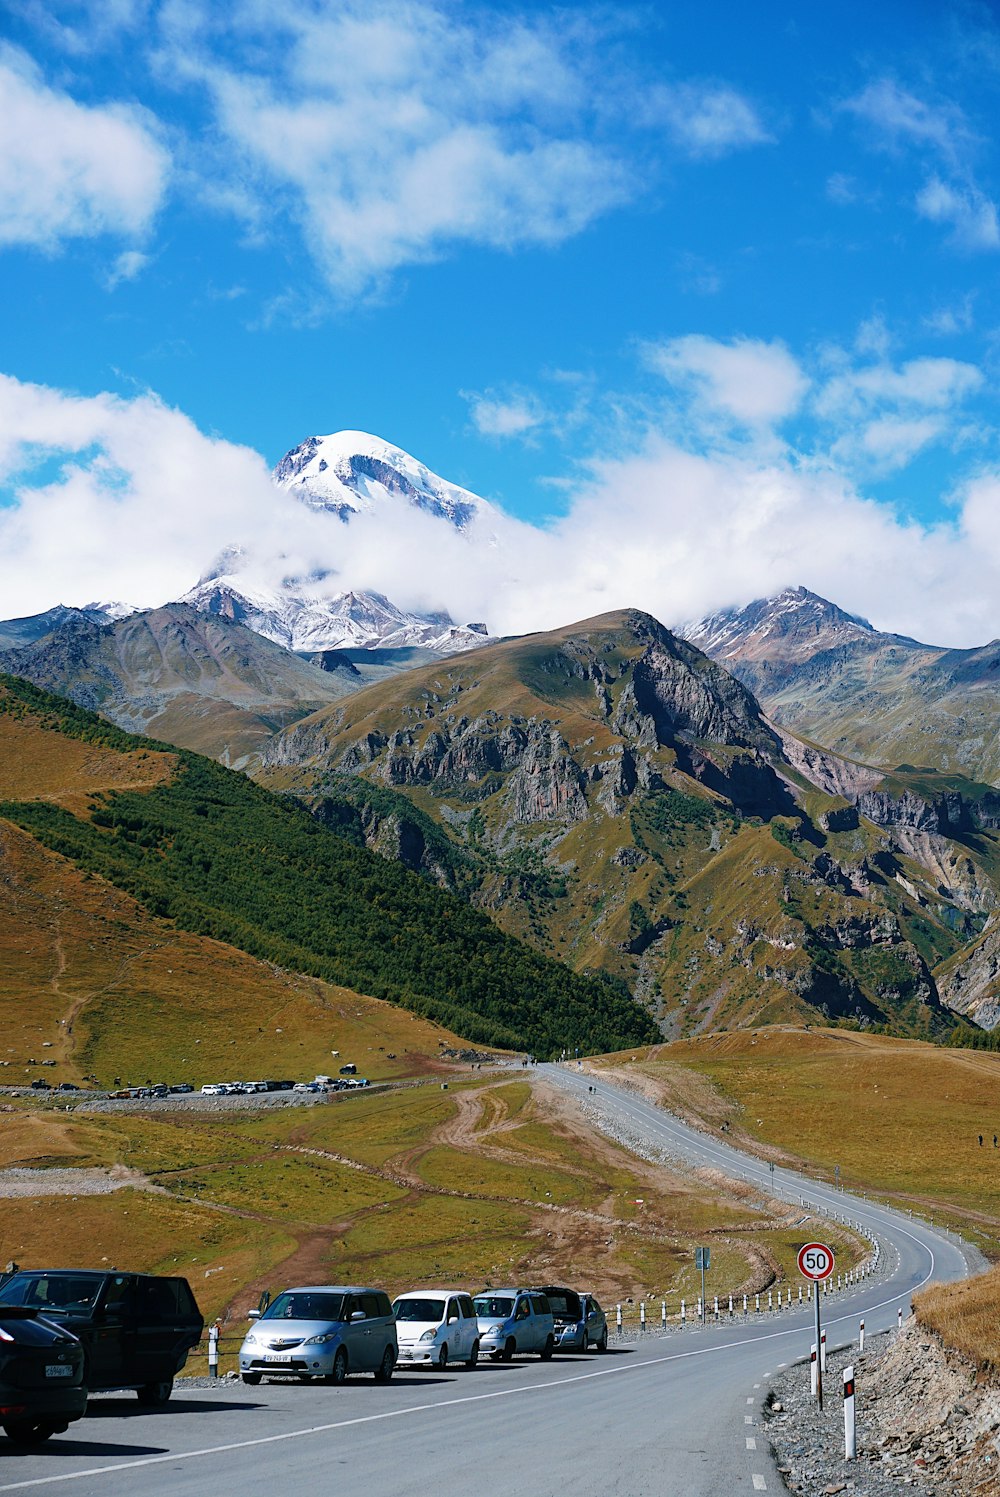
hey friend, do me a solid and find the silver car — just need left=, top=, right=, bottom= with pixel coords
left=473, top=1290, right=555, bottom=1361
left=239, top=1286, right=397, bottom=1385
left=533, top=1286, right=609, bottom=1352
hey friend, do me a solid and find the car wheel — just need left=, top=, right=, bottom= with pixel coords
left=540, top=1334, right=555, bottom=1361
left=502, top=1337, right=515, bottom=1362
left=241, top=1372, right=262, bottom=1386
left=3, top=1421, right=56, bottom=1445
left=466, top=1340, right=479, bottom=1369
left=436, top=1343, right=448, bottom=1370
left=597, top=1329, right=608, bottom=1353
left=374, top=1346, right=395, bottom=1383
left=328, top=1349, right=348, bottom=1385
left=137, top=1379, right=173, bottom=1407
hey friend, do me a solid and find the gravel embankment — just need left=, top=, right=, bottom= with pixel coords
left=765, top=1321, right=1000, bottom=1496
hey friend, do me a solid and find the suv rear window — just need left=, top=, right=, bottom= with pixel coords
left=1, top=1274, right=104, bottom=1313
left=543, top=1291, right=581, bottom=1318
left=137, top=1277, right=198, bottom=1318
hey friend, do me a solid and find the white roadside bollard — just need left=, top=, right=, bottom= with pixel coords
left=798, top=1285, right=802, bottom=1305
left=697, top=1296, right=703, bottom=1321
left=208, top=1321, right=220, bottom=1380
left=820, top=1330, right=827, bottom=1373
left=728, top=1294, right=733, bottom=1317
left=844, top=1365, right=857, bottom=1460
left=767, top=1289, right=773, bottom=1311
left=898, top=1307, right=903, bottom=1331
left=714, top=1295, right=719, bottom=1320
left=810, top=1343, right=818, bottom=1398
left=755, top=1293, right=760, bottom=1313
left=860, top=1318, right=865, bottom=1354
left=743, top=1294, right=748, bottom=1316
left=681, top=1298, right=686, bottom=1325
left=786, top=1287, right=792, bottom=1307
left=661, top=1300, right=666, bottom=1329
left=640, top=1303, right=646, bottom=1333
left=616, top=1303, right=622, bottom=1335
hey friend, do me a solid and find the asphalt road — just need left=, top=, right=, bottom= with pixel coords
left=0, top=1064, right=972, bottom=1497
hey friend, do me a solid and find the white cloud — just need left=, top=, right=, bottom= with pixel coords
left=463, top=390, right=547, bottom=441
left=915, top=175, right=1000, bottom=251
left=644, top=335, right=808, bottom=426
left=815, top=354, right=982, bottom=474
left=154, top=1, right=631, bottom=294
left=0, top=45, right=169, bottom=250
left=3, top=370, right=1000, bottom=650
left=104, top=248, right=151, bottom=288
left=650, top=82, right=773, bottom=159
left=839, top=77, right=1000, bottom=255
left=842, top=79, right=971, bottom=164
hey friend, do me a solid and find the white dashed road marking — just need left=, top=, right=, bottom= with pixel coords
left=752, top=1476, right=767, bottom=1491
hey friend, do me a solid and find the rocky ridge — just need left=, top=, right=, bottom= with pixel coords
left=684, top=586, right=1000, bottom=788
left=256, top=608, right=1000, bottom=1038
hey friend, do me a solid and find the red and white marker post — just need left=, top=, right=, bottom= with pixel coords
left=843, top=1364, right=857, bottom=1459
left=798, top=1242, right=835, bottom=1410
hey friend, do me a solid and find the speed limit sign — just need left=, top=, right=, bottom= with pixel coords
left=798, top=1242, right=835, bottom=1281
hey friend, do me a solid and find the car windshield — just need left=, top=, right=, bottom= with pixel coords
left=392, top=1298, right=445, bottom=1322
left=262, top=1292, right=346, bottom=1322
left=473, top=1296, right=514, bottom=1318
left=1, top=1273, right=104, bottom=1314
left=544, top=1292, right=582, bottom=1318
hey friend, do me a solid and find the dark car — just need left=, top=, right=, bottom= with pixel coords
left=0, top=1271, right=203, bottom=1406
left=531, top=1285, right=608, bottom=1352
left=0, top=1305, right=87, bottom=1445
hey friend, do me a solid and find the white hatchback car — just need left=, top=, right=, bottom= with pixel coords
left=392, top=1291, right=480, bottom=1370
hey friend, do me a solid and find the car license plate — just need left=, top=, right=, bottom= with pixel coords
left=264, top=1353, right=292, bottom=1363
left=45, top=1365, right=73, bottom=1378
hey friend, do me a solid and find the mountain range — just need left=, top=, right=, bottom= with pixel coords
left=684, top=587, right=1000, bottom=787
left=253, top=607, right=1000, bottom=1038
left=4, top=429, right=1000, bottom=1045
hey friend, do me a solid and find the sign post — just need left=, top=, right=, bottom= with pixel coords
left=798, top=1242, right=835, bottom=1410
left=695, top=1246, right=710, bottom=1324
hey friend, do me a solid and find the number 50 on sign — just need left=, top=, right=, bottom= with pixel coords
left=798, top=1242, right=835, bottom=1281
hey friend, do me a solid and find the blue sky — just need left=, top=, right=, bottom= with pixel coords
left=3, top=0, right=1000, bottom=641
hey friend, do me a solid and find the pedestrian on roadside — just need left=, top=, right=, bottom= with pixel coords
left=979, top=1134, right=984, bottom=1146
left=994, top=1135, right=997, bottom=1148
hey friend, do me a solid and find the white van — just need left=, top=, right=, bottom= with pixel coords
left=392, top=1291, right=480, bottom=1370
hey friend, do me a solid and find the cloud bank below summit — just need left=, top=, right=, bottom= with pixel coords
left=0, top=370, right=999, bottom=650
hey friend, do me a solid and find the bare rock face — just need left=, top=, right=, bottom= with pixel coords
left=501, top=726, right=588, bottom=824
left=938, top=915, right=1000, bottom=1026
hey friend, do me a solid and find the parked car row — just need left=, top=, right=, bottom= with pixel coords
left=238, top=1282, right=608, bottom=1384
left=0, top=1268, right=203, bottom=1446
left=201, top=1072, right=369, bottom=1097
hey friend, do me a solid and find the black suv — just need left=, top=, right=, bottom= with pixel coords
left=0, top=1305, right=87, bottom=1445
left=0, top=1270, right=203, bottom=1405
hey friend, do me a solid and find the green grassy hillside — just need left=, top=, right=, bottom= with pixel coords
left=0, top=674, right=657, bottom=1059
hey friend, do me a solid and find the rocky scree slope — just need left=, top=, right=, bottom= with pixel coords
left=685, top=586, right=1000, bottom=787
left=255, top=609, right=1000, bottom=1038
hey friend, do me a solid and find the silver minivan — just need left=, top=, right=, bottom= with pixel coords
left=239, top=1286, right=397, bottom=1385
left=473, top=1290, right=555, bottom=1361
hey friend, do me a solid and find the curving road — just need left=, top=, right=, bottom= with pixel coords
left=0, top=1065, right=973, bottom=1497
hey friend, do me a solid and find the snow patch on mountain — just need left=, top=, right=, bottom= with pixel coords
left=273, top=430, right=499, bottom=531
left=182, top=575, right=491, bottom=654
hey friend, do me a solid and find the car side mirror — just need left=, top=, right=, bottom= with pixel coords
left=350, top=1310, right=366, bottom=1322
left=247, top=1309, right=261, bottom=1321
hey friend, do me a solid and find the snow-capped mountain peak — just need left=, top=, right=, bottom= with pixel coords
left=273, top=430, right=497, bottom=531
